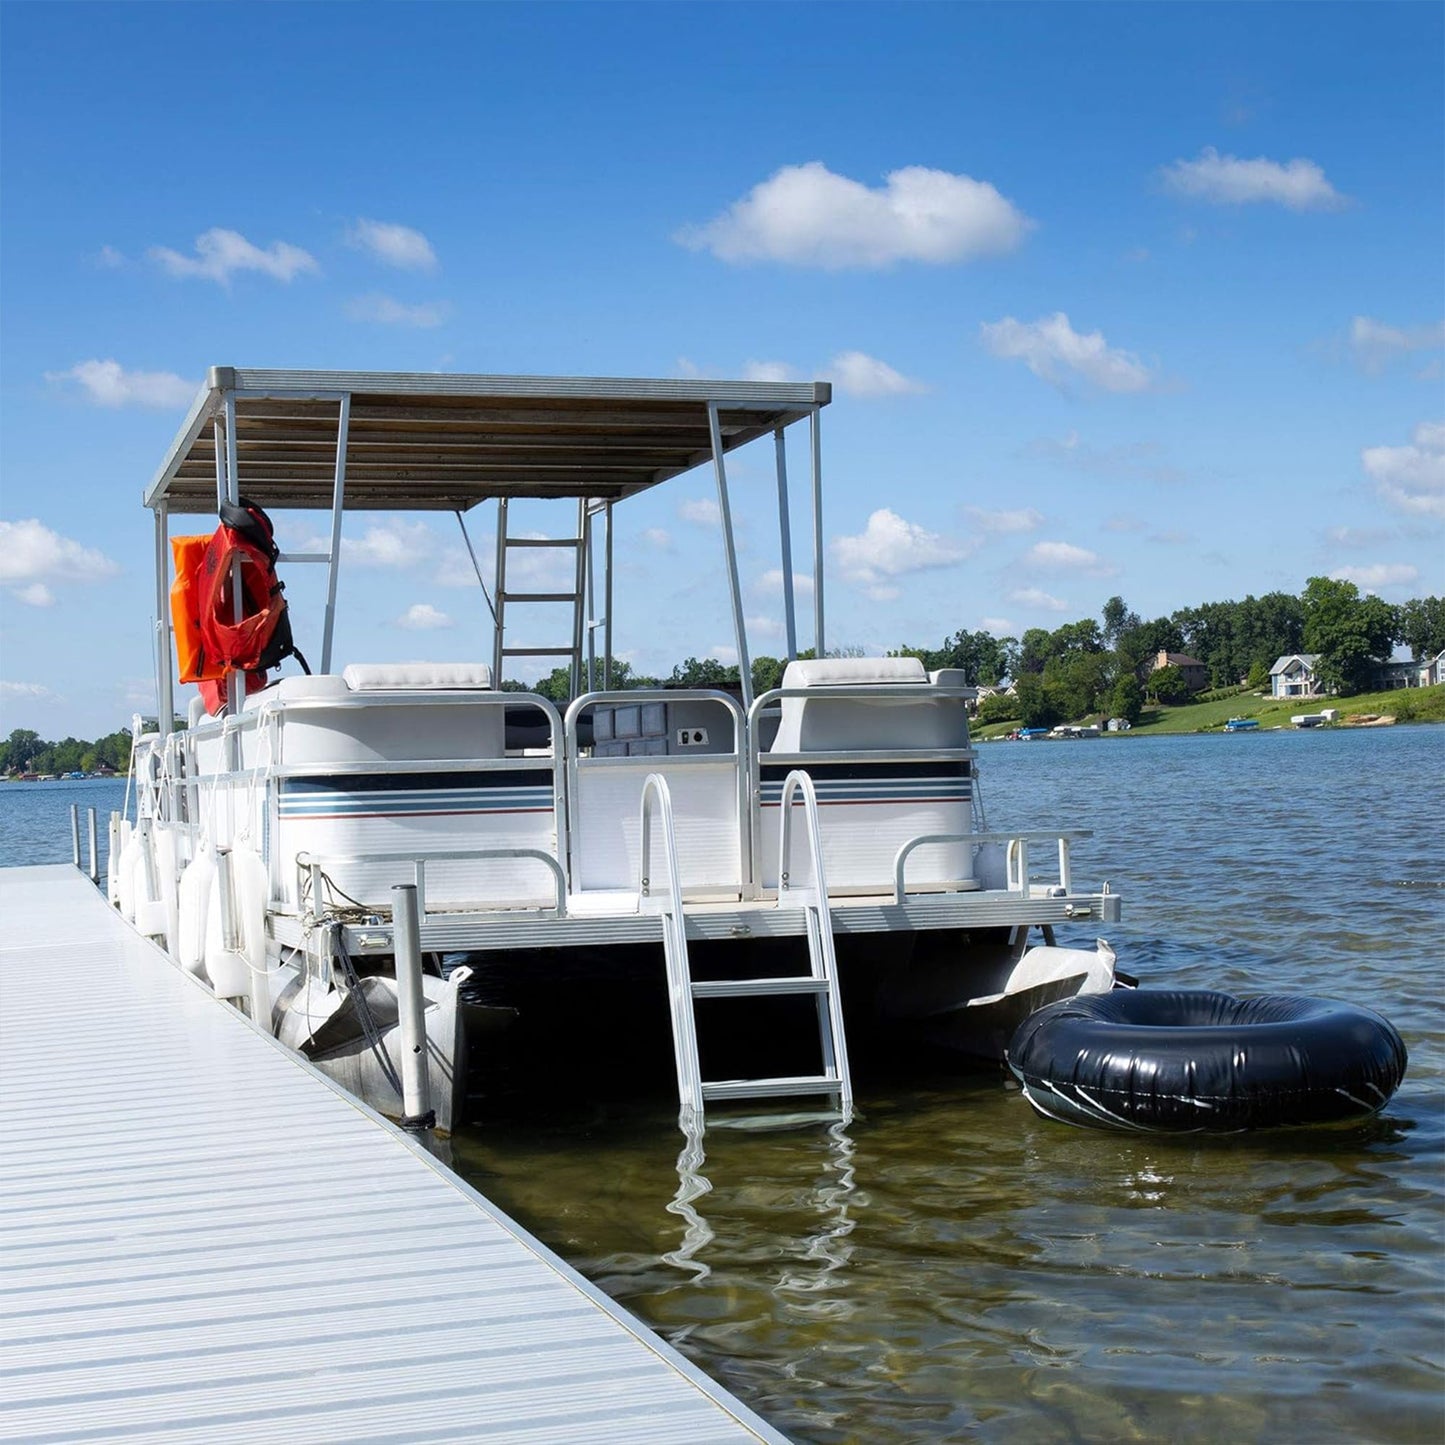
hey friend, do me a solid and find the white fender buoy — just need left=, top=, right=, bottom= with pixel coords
left=153, top=827, right=181, bottom=957
left=107, top=815, right=128, bottom=906
left=177, top=847, right=215, bottom=977
left=115, top=827, right=143, bottom=923
left=203, top=847, right=270, bottom=1025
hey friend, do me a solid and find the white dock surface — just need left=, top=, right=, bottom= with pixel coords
left=0, top=866, right=785, bottom=1444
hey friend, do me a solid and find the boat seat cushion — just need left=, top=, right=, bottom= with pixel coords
left=780, top=656, right=926, bottom=689
left=771, top=655, right=964, bottom=752
left=342, top=662, right=494, bottom=692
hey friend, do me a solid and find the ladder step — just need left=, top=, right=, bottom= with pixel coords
left=701, top=1074, right=843, bottom=1102
left=691, top=977, right=829, bottom=999
left=500, top=646, right=577, bottom=657
left=505, top=537, right=581, bottom=549
left=498, top=591, right=580, bottom=604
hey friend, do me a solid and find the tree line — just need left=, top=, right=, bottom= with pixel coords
left=519, top=580, right=1444, bottom=729
left=1, top=728, right=133, bottom=777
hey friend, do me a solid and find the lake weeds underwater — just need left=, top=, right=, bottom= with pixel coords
left=3, top=726, right=1441, bottom=1441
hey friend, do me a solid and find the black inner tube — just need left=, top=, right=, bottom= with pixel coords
left=1006, top=988, right=1408, bottom=1132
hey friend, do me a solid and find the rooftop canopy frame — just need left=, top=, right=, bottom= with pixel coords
left=146, top=369, right=832, bottom=729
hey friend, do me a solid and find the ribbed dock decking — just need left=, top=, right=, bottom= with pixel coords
left=0, top=865, right=785, bottom=1444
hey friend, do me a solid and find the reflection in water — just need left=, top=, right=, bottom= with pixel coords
left=663, top=1120, right=714, bottom=1281
left=665, top=1115, right=860, bottom=1318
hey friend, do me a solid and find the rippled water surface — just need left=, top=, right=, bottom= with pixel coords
left=452, top=727, right=1443, bottom=1443
left=3, top=734, right=1440, bottom=1442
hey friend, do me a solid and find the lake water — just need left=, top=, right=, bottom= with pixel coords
left=3, top=730, right=1441, bottom=1442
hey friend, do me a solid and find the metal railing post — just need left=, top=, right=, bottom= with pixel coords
left=391, top=884, right=434, bottom=1131
left=87, top=809, right=99, bottom=884
left=70, top=805, right=81, bottom=868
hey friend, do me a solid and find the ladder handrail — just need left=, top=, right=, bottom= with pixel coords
left=639, top=773, right=705, bottom=1120
left=775, top=770, right=852, bottom=1115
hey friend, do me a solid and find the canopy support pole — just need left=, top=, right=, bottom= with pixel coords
left=811, top=408, right=825, bottom=660
left=320, top=393, right=350, bottom=674
left=153, top=502, right=173, bottom=734
left=708, top=402, right=752, bottom=711
left=773, top=427, right=797, bottom=662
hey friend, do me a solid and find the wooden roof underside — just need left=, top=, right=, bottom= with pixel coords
left=146, top=371, right=830, bottom=514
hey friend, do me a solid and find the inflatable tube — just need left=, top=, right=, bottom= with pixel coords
left=1006, top=989, right=1407, bottom=1133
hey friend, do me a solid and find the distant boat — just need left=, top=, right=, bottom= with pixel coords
left=1223, top=717, right=1259, bottom=732
left=1291, top=710, right=1337, bottom=728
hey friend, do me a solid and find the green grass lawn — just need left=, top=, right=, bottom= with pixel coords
left=973, top=683, right=1445, bottom=740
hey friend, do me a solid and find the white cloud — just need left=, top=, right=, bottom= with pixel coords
left=396, top=602, right=453, bottom=630
left=1028, top=431, right=1187, bottom=485
left=46, top=359, right=196, bottom=409
left=709, top=644, right=739, bottom=666
left=1103, top=514, right=1147, bottom=534
left=756, top=567, right=814, bottom=596
left=1023, top=540, right=1117, bottom=575
left=1009, top=587, right=1069, bottom=612
left=979, top=616, right=1015, bottom=635
left=1362, top=422, right=1445, bottom=519
left=338, top=519, right=436, bottom=568
left=1328, top=563, right=1420, bottom=592
left=343, top=293, right=450, bottom=328
left=967, top=506, right=1043, bottom=535
left=0, top=521, right=121, bottom=607
left=746, top=614, right=784, bottom=639
left=832, top=508, right=969, bottom=601
left=742, top=359, right=799, bottom=383
left=824, top=350, right=926, bottom=397
left=0, top=681, right=57, bottom=700
left=679, top=497, right=721, bottom=527
left=1348, top=316, right=1445, bottom=375
left=93, top=245, right=126, bottom=269
left=641, top=527, right=673, bottom=550
left=677, top=161, right=1033, bottom=269
left=149, top=227, right=319, bottom=283
left=981, top=313, right=1156, bottom=393
left=1160, top=147, right=1346, bottom=210
left=346, top=218, right=438, bottom=271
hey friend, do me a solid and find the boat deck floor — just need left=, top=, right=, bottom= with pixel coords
left=0, top=865, right=784, bottom=1444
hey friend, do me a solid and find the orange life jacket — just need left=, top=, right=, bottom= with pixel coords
left=176, top=500, right=308, bottom=715
left=169, top=534, right=227, bottom=683
left=198, top=525, right=286, bottom=675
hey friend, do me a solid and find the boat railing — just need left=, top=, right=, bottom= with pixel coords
left=295, top=846, right=569, bottom=924
left=747, top=683, right=978, bottom=899
left=892, top=829, right=1090, bottom=901
left=564, top=689, right=749, bottom=899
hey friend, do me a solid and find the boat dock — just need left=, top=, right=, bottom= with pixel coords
left=0, top=865, right=785, bottom=1444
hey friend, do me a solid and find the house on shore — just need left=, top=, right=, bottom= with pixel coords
left=1150, top=649, right=1209, bottom=693
left=1270, top=654, right=1323, bottom=699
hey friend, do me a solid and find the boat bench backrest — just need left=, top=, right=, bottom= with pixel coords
left=768, top=657, right=969, bottom=752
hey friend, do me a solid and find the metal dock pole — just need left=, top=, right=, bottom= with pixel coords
left=391, top=884, right=435, bottom=1132
left=70, top=805, right=80, bottom=869
left=87, top=809, right=98, bottom=884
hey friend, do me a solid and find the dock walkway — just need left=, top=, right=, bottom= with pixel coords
left=0, top=865, right=784, bottom=1444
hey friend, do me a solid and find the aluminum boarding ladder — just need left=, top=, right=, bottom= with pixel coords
left=492, top=497, right=587, bottom=693
left=639, top=771, right=852, bottom=1127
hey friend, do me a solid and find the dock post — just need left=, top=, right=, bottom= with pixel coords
left=70, top=805, right=81, bottom=868
left=391, top=884, right=435, bottom=1132
left=87, top=809, right=99, bottom=883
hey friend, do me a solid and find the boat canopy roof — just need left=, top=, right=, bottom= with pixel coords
left=146, top=368, right=831, bottom=514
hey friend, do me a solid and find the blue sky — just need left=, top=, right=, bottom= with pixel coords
left=2, top=1, right=1441, bottom=739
